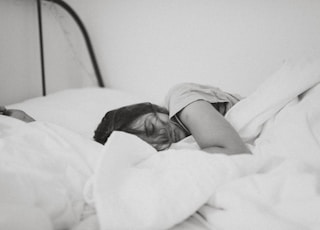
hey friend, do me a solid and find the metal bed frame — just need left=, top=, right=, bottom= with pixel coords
left=36, top=0, right=105, bottom=96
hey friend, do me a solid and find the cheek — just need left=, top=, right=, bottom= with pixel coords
left=136, top=134, right=155, bottom=145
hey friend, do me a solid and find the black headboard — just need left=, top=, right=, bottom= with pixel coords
left=36, top=0, right=105, bottom=96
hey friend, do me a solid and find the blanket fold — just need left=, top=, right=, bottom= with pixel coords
left=226, top=59, right=320, bottom=143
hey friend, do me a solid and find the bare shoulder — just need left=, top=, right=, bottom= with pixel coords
left=179, top=100, right=250, bottom=154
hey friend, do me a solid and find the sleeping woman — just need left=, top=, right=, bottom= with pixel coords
left=94, top=83, right=250, bottom=155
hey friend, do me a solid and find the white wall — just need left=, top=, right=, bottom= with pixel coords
left=0, top=0, right=41, bottom=105
left=86, top=0, right=320, bottom=102
left=1, top=0, right=320, bottom=105
left=0, top=0, right=95, bottom=105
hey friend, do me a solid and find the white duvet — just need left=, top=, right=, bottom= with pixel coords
left=1, top=59, right=320, bottom=230
left=0, top=118, right=102, bottom=230
left=93, top=59, right=320, bottom=230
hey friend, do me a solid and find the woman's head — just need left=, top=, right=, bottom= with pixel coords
left=94, top=102, right=187, bottom=151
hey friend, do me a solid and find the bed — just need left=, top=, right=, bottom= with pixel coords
left=1, top=58, right=320, bottom=230
left=1, top=1, right=320, bottom=230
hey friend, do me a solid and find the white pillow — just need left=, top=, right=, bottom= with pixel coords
left=7, top=87, right=144, bottom=138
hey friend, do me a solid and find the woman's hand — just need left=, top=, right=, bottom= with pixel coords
left=0, top=106, right=35, bottom=123
left=178, top=100, right=250, bottom=155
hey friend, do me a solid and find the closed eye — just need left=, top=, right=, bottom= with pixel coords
left=144, top=121, right=155, bottom=137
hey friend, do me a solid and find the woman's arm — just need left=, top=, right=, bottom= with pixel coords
left=178, top=100, right=250, bottom=155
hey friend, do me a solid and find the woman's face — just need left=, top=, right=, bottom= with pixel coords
left=129, top=112, right=187, bottom=151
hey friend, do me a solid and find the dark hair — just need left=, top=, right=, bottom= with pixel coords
left=93, top=102, right=169, bottom=144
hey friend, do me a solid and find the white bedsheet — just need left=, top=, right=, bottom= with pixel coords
left=92, top=59, right=320, bottom=230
